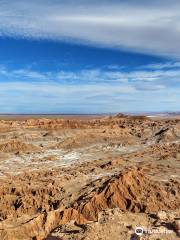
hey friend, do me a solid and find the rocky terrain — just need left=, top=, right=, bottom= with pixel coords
left=0, top=114, right=179, bottom=240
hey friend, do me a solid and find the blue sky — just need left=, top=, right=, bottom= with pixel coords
left=0, top=0, right=179, bottom=114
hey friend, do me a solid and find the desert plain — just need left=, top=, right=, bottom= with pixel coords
left=0, top=114, right=179, bottom=240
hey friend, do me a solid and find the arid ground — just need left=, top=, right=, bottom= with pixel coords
left=0, top=114, right=179, bottom=240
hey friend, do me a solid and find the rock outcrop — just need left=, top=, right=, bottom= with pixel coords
left=0, top=140, right=39, bottom=153
left=0, top=168, right=179, bottom=240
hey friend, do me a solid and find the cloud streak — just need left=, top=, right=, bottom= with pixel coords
left=0, top=61, right=179, bottom=113
left=1, top=62, right=180, bottom=89
left=0, top=0, right=180, bottom=58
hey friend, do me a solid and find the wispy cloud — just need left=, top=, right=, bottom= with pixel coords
left=0, top=0, right=180, bottom=58
left=1, top=62, right=180, bottom=89
left=138, top=62, right=180, bottom=70
left=0, top=62, right=179, bottom=113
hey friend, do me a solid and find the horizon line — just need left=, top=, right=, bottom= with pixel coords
left=0, top=111, right=179, bottom=116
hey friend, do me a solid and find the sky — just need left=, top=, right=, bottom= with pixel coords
left=0, top=0, right=179, bottom=114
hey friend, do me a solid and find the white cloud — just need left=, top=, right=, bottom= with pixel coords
left=0, top=0, right=180, bottom=58
left=0, top=61, right=179, bottom=113
left=1, top=62, right=180, bottom=89
left=0, top=80, right=137, bottom=113
left=139, top=62, right=180, bottom=70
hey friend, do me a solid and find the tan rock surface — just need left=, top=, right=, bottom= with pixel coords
left=0, top=114, right=179, bottom=239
